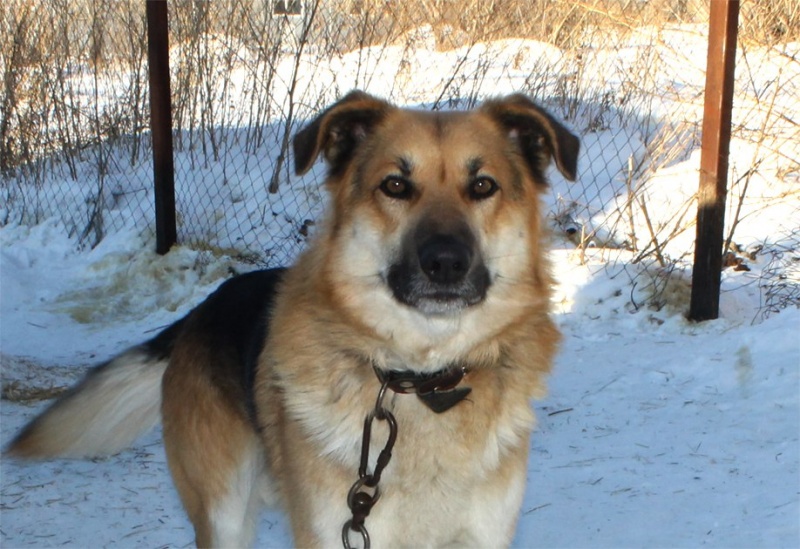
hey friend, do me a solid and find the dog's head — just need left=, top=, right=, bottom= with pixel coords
left=293, top=91, right=578, bottom=361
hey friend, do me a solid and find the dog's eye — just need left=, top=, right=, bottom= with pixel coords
left=469, top=177, right=498, bottom=200
left=380, top=177, right=413, bottom=200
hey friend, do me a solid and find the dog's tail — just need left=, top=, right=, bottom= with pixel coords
left=5, top=319, right=184, bottom=459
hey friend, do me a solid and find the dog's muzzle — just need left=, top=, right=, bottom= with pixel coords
left=387, top=228, right=490, bottom=315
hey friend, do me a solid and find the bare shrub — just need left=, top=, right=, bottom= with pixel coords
left=0, top=0, right=797, bottom=314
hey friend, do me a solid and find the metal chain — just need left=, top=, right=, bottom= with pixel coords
left=342, top=382, right=398, bottom=549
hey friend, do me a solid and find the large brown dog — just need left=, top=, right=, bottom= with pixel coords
left=7, top=91, right=579, bottom=547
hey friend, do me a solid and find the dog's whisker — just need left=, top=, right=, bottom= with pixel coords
left=485, top=252, right=527, bottom=261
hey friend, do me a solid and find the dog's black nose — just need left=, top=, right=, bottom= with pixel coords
left=418, top=235, right=472, bottom=284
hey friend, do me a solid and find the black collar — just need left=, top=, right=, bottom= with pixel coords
left=373, top=365, right=472, bottom=413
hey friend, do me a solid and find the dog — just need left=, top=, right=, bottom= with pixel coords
left=7, top=90, right=579, bottom=548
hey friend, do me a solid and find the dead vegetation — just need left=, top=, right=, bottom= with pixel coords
left=1, top=0, right=797, bottom=314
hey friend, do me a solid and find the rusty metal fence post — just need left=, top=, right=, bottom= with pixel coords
left=689, top=0, right=740, bottom=322
left=146, top=0, right=177, bottom=255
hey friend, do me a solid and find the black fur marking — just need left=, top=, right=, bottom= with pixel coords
left=177, top=268, right=286, bottom=429
left=144, top=316, right=187, bottom=361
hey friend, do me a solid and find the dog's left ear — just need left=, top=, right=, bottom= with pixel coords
left=293, top=90, right=391, bottom=176
left=482, top=94, right=580, bottom=183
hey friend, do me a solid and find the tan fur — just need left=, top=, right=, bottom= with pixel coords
left=254, top=95, right=572, bottom=546
left=162, top=338, right=268, bottom=548
left=6, top=91, right=578, bottom=548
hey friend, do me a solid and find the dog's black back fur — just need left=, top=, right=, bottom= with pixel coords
left=173, top=268, right=286, bottom=425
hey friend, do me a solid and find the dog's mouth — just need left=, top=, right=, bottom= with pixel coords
left=386, top=233, right=490, bottom=315
left=388, top=280, right=489, bottom=315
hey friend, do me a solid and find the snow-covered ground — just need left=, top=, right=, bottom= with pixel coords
left=1, top=222, right=798, bottom=548
left=1, top=22, right=799, bottom=549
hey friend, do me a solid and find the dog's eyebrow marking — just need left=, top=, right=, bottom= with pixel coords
left=467, top=157, right=484, bottom=176
left=395, top=156, right=414, bottom=177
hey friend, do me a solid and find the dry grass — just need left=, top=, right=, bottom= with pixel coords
left=2, top=381, right=69, bottom=403
left=0, top=354, right=82, bottom=403
left=3, top=0, right=795, bottom=174
left=1, top=0, right=797, bottom=311
left=2, top=0, right=794, bottom=175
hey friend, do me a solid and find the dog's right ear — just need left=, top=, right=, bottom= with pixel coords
left=293, top=90, right=391, bottom=176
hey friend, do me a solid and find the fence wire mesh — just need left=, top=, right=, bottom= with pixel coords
left=2, top=0, right=798, bottom=314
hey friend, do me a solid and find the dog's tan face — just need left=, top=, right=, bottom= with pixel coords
left=294, top=92, right=578, bottom=366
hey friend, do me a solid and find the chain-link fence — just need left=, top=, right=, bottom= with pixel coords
left=2, top=0, right=798, bottom=311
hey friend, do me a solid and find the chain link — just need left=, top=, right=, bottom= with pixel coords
left=342, top=382, right=397, bottom=549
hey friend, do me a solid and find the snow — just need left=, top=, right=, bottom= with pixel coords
left=1, top=25, right=799, bottom=549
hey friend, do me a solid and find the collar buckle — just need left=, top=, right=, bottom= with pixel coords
left=373, top=365, right=471, bottom=413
